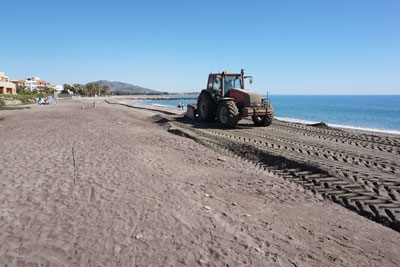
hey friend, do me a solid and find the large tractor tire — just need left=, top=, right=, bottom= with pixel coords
left=217, top=101, right=240, bottom=128
left=252, top=114, right=273, bottom=127
left=197, top=91, right=216, bottom=122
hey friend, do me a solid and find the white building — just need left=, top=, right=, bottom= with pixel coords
left=53, top=84, right=64, bottom=93
left=10, top=75, right=63, bottom=94
left=25, top=77, right=41, bottom=91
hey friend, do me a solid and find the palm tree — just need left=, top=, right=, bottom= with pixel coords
left=93, top=83, right=100, bottom=96
left=43, top=87, right=55, bottom=95
left=63, top=84, right=72, bottom=94
left=85, top=83, right=96, bottom=97
left=100, top=85, right=110, bottom=96
left=72, top=84, right=82, bottom=96
left=81, top=87, right=89, bottom=96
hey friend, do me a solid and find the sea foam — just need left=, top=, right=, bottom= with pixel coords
left=276, top=117, right=400, bottom=135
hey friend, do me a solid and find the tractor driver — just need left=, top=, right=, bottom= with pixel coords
left=212, top=78, right=221, bottom=91
left=224, top=79, right=233, bottom=91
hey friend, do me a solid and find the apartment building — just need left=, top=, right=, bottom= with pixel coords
left=25, top=77, right=41, bottom=91
left=0, top=71, right=16, bottom=95
left=11, top=76, right=54, bottom=92
left=8, top=74, right=62, bottom=93
left=10, top=79, right=26, bottom=87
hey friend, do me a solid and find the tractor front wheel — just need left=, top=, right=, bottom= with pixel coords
left=197, top=92, right=216, bottom=122
left=252, top=114, right=273, bottom=127
left=217, top=101, right=240, bottom=128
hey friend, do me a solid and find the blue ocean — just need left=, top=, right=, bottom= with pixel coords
left=136, top=95, right=400, bottom=134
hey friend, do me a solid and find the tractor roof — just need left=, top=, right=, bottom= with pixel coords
left=210, top=72, right=241, bottom=76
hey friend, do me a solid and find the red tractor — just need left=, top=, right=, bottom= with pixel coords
left=187, top=69, right=274, bottom=128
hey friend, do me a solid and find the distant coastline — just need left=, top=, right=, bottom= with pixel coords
left=111, top=92, right=199, bottom=96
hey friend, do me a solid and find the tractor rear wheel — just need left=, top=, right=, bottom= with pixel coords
left=252, top=114, right=273, bottom=127
left=217, top=101, right=240, bottom=128
left=197, top=92, right=216, bottom=122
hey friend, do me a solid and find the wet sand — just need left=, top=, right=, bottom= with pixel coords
left=0, top=97, right=399, bottom=266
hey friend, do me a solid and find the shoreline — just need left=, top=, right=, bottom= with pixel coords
left=123, top=98, right=400, bottom=136
left=276, top=116, right=400, bottom=136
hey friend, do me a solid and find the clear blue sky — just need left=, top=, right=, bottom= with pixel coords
left=1, top=0, right=399, bottom=94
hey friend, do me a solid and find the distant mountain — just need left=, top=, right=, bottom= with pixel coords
left=94, top=80, right=161, bottom=95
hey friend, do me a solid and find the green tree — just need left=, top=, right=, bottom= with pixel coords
left=43, top=87, right=56, bottom=95
left=81, top=87, right=89, bottom=96
left=63, top=84, right=75, bottom=94
left=85, top=82, right=97, bottom=96
left=94, top=83, right=100, bottom=96
left=72, top=84, right=82, bottom=95
left=100, top=85, right=109, bottom=96
left=16, top=85, right=26, bottom=94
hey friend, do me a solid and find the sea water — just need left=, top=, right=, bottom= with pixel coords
left=135, top=95, right=400, bottom=134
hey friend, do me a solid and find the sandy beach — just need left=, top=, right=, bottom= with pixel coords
left=1, top=97, right=399, bottom=266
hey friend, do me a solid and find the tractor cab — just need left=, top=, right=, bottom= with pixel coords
left=206, top=69, right=252, bottom=98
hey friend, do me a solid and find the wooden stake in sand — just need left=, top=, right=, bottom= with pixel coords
left=72, top=145, right=77, bottom=184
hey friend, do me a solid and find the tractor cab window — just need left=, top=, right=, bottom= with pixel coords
left=224, top=76, right=242, bottom=94
left=208, top=76, right=221, bottom=91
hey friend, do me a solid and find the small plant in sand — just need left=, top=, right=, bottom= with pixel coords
left=0, top=116, right=5, bottom=121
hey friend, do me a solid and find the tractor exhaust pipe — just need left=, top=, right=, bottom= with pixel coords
left=241, top=69, right=245, bottom=89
